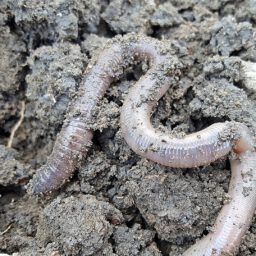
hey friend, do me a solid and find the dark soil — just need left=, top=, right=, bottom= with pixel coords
left=0, top=1, right=255, bottom=255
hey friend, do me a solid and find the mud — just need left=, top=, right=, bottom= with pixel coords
left=0, top=1, right=255, bottom=256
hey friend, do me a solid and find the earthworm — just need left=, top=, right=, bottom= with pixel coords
left=29, top=34, right=256, bottom=255
left=30, top=34, right=181, bottom=194
left=121, top=100, right=252, bottom=167
left=183, top=151, right=256, bottom=256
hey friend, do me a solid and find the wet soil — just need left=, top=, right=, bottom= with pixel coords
left=0, top=1, right=256, bottom=255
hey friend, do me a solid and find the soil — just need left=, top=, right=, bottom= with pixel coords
left=0, top=1, right=256, bottom=256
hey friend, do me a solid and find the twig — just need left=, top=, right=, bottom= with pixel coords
left=7, top=101, right=25, bottom=148
left=0, top=223, right=12, bottom=235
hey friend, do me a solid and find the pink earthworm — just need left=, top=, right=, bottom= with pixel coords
left=30, top=34, right=181, bottom=194
left=183, top=151, right=256, bottom=256
left=29, top=34, right=256, bottom=255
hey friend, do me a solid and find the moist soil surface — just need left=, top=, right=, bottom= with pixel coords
left=0, top=1, right=256, bottom=256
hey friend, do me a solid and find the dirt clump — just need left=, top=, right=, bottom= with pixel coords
left=0, top=1, right=256, bottom=255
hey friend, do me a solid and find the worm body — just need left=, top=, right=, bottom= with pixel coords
left=30, top=35, right=180, bottom=194
left=183, top=152, right=256, bottom=255
left=30, top=34, right=256, bottom=256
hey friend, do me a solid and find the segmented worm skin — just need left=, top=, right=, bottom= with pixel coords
left=183, top=152, right=256, bottom=256
left=30, top=34, right=256, bottom=255
left=31, top=35, right=179, bottom=194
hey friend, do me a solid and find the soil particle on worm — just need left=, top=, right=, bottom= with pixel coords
left=0, top=0, right=256, bottom=256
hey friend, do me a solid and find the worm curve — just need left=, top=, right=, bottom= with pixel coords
left=29, top=34, right=256, bottom=255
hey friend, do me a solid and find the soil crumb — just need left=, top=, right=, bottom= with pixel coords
left=0, top=0, right=255, bottom=256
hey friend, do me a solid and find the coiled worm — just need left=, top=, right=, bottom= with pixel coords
left=29, top=34, right=256, bottom=255
left=30, top=34, right=181, bottom=194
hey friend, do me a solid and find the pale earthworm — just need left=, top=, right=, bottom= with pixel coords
left=29, top=34, right=256, bottom=255
left=30, top=34, right=182, bottom=194
left=183, top=151, right=256, bottom=256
